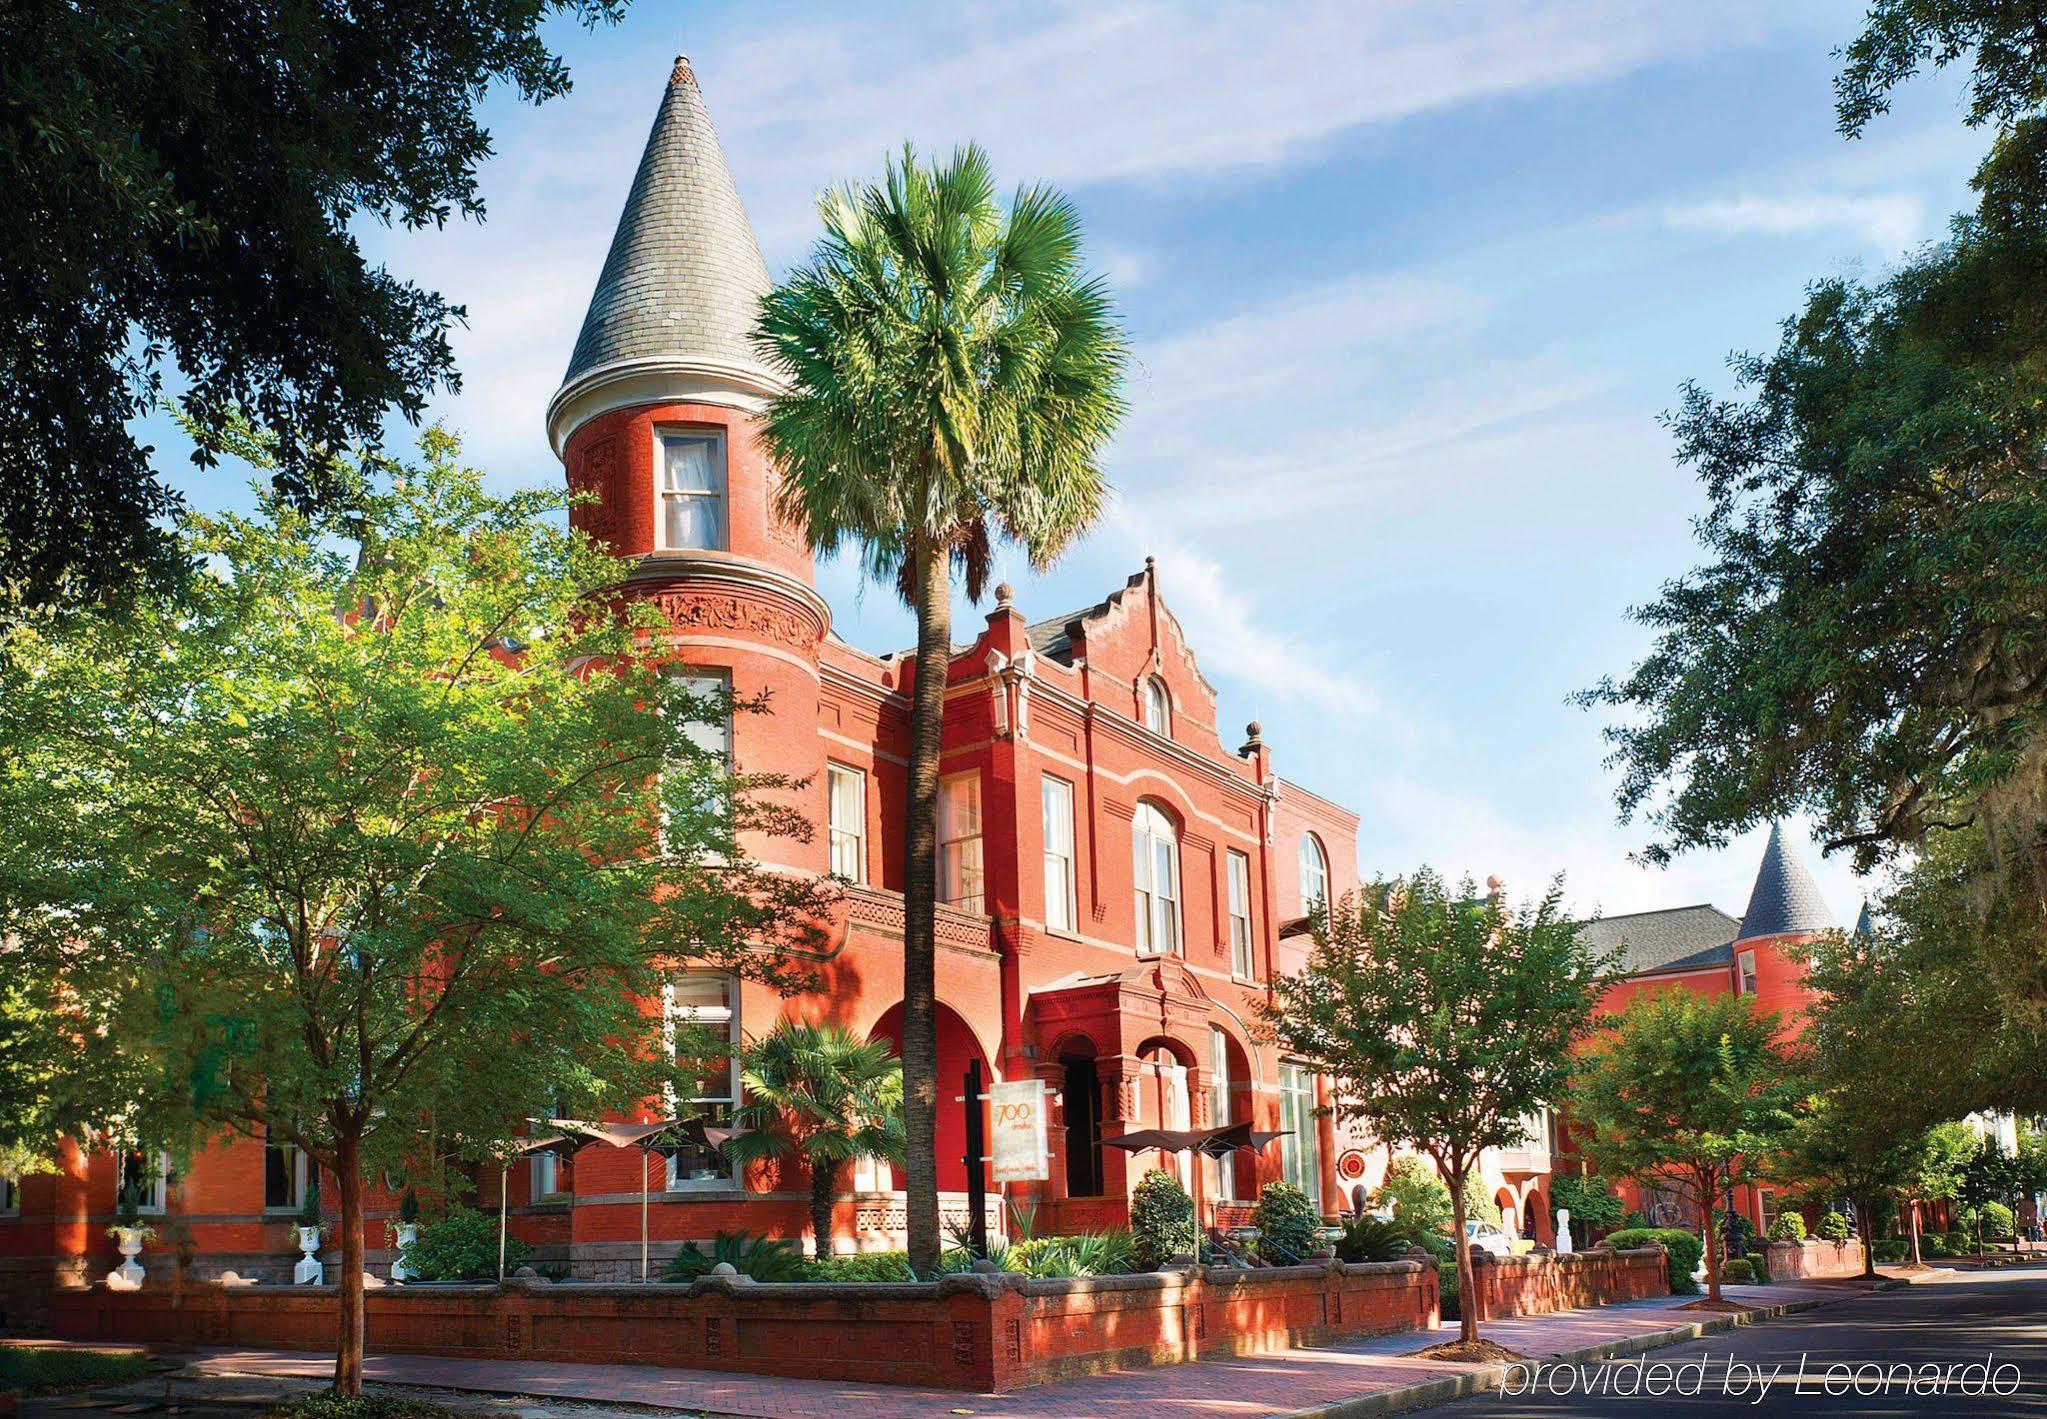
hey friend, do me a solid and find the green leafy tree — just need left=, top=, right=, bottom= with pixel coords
left=1579, top=5, right=2047, bottom=1012
left=723, top=1023, right=905, bottom=1261
left=0, top=430, right=823, bottom=1391
left=1773, top=1095, right=1963, bottom=1275
left=1549, top=1172, right=1626, bottom=1237
left=1571, top=989, right=1800, bottom=1303
left=754, top=144, right=1128, bottom=1272
left=1265, top=870, right=1605, bottom=1346
left=0, top=0, right=632, bottom=618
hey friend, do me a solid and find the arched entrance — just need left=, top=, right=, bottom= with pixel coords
left=1056, top=1035, right=1105, bottom=1198
left=867, top=1002, right=995, bottom=1194
left=1205, top=1025, right=1253, bottom=1203
left=1135, top=1038, right=1196, bottom=1192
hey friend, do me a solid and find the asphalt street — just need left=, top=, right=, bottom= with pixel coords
left=1438, top=1265, right=2047, bottom=1416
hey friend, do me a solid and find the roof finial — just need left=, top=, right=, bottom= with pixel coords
left=669, top=52, right=697, bottom=88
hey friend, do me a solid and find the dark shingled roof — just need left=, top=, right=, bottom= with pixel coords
left=1736, top=823, right=1834, bottom=941
left=1578, top=904, right=1741, bottom=977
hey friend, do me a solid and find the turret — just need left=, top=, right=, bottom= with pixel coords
left=1733, top=823, right=1834, bottom=1031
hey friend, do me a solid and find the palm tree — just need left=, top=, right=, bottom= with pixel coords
left=754, top=144, right=1127, bottom=1273
left=724, top=1022, right=906, bottom=1261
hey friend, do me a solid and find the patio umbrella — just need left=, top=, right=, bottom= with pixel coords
left=1104, top=1123, right=1289, bottom=1263
left=493, top=1134, right=569, bottom=1282
left=538, top=1116, right=750, bottom=1281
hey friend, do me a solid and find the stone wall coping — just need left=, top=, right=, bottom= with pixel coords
left=1468, top=1246, right=1664, bottom=1270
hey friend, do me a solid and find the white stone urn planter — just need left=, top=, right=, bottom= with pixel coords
left=106, top=1225, right=152, bottom=1290
left=294, top=1225, right=325, bottom=1285
left=390, top=1222, right=419, bottom=1283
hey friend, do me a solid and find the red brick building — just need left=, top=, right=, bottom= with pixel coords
left=0, top=53, right=1380, bottom=1304
left=1561, top=823, right=1837, bottom=1237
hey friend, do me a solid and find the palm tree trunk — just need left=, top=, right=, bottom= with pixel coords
left=902, top=535, right=950, bottom=1275
left=333, top=1136, right=365, bottom=1395
left=811, top=1161, right=837, bottom=1263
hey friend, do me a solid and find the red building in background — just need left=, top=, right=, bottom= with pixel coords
left=0, top=52, right=1369, bottom=1306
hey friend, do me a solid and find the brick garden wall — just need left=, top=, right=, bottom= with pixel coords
left=48, top=1260, right=1438, bottom=1392
left=1466, top=1246, right=1669, bottom=1321
left=1764, top=1240, right=1865, bottom=1281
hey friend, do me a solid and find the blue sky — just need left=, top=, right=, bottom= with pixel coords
left=159, top=0, right=1986, bottom=922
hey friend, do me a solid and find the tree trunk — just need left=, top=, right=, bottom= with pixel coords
left=334, top=1136, right=365, bottom=1395
left=1909, top=1199, right=1923, bottom=1267
left=1858, top=1200, right=1875, bottom=1277
left=1700, top=1170, right=1722, bottom=1303
left=1450, top=1167, right=1477, bottom=1345
left=811, top=1160, right=836, bottom=1263
left=902, top=535, right=951, bottom=1275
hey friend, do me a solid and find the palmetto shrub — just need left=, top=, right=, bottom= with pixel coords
left=662, top=1231, right=809, bottom=1283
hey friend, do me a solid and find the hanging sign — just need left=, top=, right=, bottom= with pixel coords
left=988, top=1078, right=1049, bottom=1182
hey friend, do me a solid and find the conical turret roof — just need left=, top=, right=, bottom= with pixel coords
left=557, top=53, right=774, bottom=398
left=1736, top=823, right=1834, bottom=942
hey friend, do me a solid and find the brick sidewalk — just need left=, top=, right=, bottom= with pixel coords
left=175, top=1281, right=1857, bottom=1419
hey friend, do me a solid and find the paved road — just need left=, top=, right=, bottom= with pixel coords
left=1438, top=1265, right=2047, bottom=1416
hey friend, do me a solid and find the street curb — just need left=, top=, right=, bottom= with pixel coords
left=1285, top=1298, right=1830, bottom=1419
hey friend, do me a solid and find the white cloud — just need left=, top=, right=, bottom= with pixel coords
left=1662, top=191, right=1927, bottom=249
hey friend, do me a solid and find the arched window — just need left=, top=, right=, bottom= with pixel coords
left=1299, top=834, right=1330, bottom=920
left=1142, top=677, right=1171, bottom=736
left=1132, top=801, right=1181, bottom=956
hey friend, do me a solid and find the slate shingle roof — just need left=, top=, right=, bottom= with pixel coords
left=560, top=54, right=773, bottom=389
left=1578, top=904, right=1741, bottom=977
left=1736, top=823, right=1834, bottom=941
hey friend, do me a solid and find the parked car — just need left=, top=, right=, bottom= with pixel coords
left=1464, top=1220, right=1513, bottom=1256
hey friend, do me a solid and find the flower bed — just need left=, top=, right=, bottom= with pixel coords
left=50, top=1260, right=1438, bottom=1392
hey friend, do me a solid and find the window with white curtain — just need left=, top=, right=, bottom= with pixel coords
left=1142, top=677, right=1171, bottom=735
left=827, top=763, right=866, bottom=882
left=1209, top=1026, right=1236, bottom=1201
left=119, top=1150, right=171, bottom=1215
left=664, top=974, right=739, bottom=1188
left=1299, top=834, right=1330, bottom=920
left=656, top=430, right=726, bottom=551
left=263, top=1131, right=307, bottom=1211
left=660, top=669, right=730, bottom=852
left=1041, top=774, right=1077, bottom=932
left=1279, top=1064, right=1321, bottom=1201
left=1132, top=800, right=1181, bottom=956
left=531, top=1148, right=561, bottom=1200
left=1227, top=849, right=1254, bottom=978
left=939, top=773, right=986, bottom=912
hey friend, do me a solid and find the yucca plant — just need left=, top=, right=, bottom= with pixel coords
left=755, top=144, right=1128, bottom=1274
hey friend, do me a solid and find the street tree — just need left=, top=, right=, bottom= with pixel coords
left=1578, top=3, right=2047, bottom=1013
left=1776, top=1098, right=1969, bottom=1273
left=724, top=1022, right=906, bottom=1261
left=1571, top=989, right=1800, bottom=1303
left=754, top=144, right=1128, bottom=1272
left=1, top=0, right=635, bottom=620
left=0, top=429, right=823, bottom=1392
left=1264, top=870, right=1606, bottom=1349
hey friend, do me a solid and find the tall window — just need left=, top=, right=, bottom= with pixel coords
left=264, top=1131, right=307, bottom=1211
left=1226, top=849, right=1254, bottom=978
left=827, top=763, right=866, bottom=882
left=1144, top=1046, right=1192, bottom=1190
left=1041, top=775, right=1077, bottom=932
left=1142, top=677, right=1171, bottom=735
left=0, top=1171, right=16, bottom=1215
left=1736, top=949, right=1759, bottom=996
left=1131, top=801, right=1180, bottom=955
left=939, top=773, right=985, bottom=912
left=531, top=1148, right=562, bottom=1201
left=661, top=670, right=730, bottom=851
left=1209, top=1026, right=1235, bottom=1201
left=1279, top=1064, right=1321, bottom=1201
left=119, top=1151, right=170, bottom=1215
left=656, top=430, right=726, bottom=551
left=1298, top=834, right=1330, bottom=920
left=664, top=974, right=739, bottom=1187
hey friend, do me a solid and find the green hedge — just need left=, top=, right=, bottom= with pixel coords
left=1873, top=1238, right=1909, bottom=1262
left=1719, top=1258, right=1754, bottom=1285
left=1746, top=1250, right=1771, bottom=1283
left=1605, top=1227, right=1703, bottom=1295
left=1982, top=1202, right=2015, bottom=1240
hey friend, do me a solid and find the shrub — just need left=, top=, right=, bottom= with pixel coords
left=1872, top=1238, right=1909, bottom=1263
left=1004, top=1229, right=1137, bottom=1278
left=663, top=1230, right=809, bottom=1283
left=1606, top=1227, right=1703, bottom=1295
left=1549, top=1172, right=1626, bottom=1235
left=1131, top=1169, right=1195, bottom=1269
left=1982, top=1202, right=2015, bottom=1239
left=1372, top=1156, right=1453, bottom=1237
left=805, top=1251, right=915, bottom=1282
left=1253, top=1180, right=1322, bottom=1264
left=1922, top=1234, right=1952, bottom=1259
left=1437, top=1259, right=1459, bottom=1321
left=270, top=1397, right=464, bottom=1419
left=1335, top=1215, right=1416, bottom=1264
left=404, top=1209, right=525, bottom=1282
left=1719, top=1257, right=1754, bottom=1284
left=1942, top=1229, right=1970, bottom=1253
left=1767, top=1212, right=1807, bottom=1243
left=1746, top=1251, right=1770, bottom=1283
left=1817, top=1211, right=1850, bottom=1243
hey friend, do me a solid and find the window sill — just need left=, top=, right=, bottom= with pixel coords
left=665, top=1178, right=742, bottom=1195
